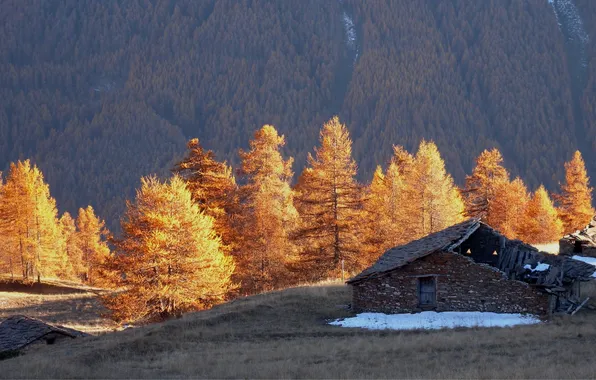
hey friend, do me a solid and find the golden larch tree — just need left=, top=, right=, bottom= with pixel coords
left=103, top=175, right=235, bottom=323
left=362, top=162, right=410, bottom=259
left=172, top=138, right=238, bottom=248
left=237, top=125, right=298, bottom=293
left=519, top=185, right=563, bottom=244
left=0, top=160, right=64, bottom=282
left=490, top=177, right=530, bottom=240
left=294, top=116, right=363, bottom=280
left=556, top=151, right=595, bottom=234
left=77, top=206, right=111, bottom=285
left=362, top=166, right=389, bottom=258
left=463, top=149, right=510, bottom=224
left=407, top=140, right=464, bottom=238
left=391, top=145, right=415, bottom=174
left=59, top=212, right=85, bottom=281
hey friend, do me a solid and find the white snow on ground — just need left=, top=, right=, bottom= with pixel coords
left=572, top=255, right=596, bottom=265
left=329, top=311, right=541, bottom=330
left=524, top=263, right=550, bottom=272
left=572, top=255, right=596, bottom=277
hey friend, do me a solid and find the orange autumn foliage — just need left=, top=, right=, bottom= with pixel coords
left=556, top=151, right=595, bottom=234
left=294, top=117, right=363, bottom=280
left=490, top=177, right=530, bottom=240
left=464, top=148, right=510, bottom=225
left=103, top=176, right=235, bottom=323
left=236, top=125, right=298, bottom=293
left=519, top=186, right=563, bottom=244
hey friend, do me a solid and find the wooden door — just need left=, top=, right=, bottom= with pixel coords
left=418, top=277, right=436, bottom=307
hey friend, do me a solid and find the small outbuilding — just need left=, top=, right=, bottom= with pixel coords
left=348, top=219, right=595, bottom=315
left=559, top=216, right=596, bottom=257
left=0, top=315, right=88, bottom=356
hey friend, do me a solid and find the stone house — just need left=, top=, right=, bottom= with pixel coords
left=348, top=219, right=595, bottom=315
left=559, top=216, right=596, bottom=257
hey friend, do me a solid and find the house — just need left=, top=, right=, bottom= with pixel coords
left=559, top=216, right=596, bottom=257
left=0, top=315, right=88, bottom=355
left=347, top=219, right=595, bottom=315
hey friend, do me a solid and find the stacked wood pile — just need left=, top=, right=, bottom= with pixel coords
left=0, top=315, right=88, bottom=356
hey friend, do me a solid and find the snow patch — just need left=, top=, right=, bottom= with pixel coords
left=329, top=312, right=541, bottom=331
left=548, top=0, right=589, bottom=67
left=572, top=255, right=596, bottom=266
left=524, top=263, right=550, bottom=272
left=339, top=0, right=359, bottom=63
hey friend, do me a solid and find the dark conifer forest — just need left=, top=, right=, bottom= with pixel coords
left=1, top=0, right=595, bottom=228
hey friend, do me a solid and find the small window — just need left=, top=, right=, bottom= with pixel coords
left=418, top=276, right=436, bottom=308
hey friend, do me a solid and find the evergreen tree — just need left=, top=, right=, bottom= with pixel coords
left=520, top=186, right=563, bottom=244
left=237, top=125, right=298, bottom=293
left=103, top=176, right=235, bottom=323
left=172, top=138, right=238, bottom=248
left=408, top=140, right=464, bottom=238
left=556, top=151, right=595, bottom=234
left=0, top=160, right=64, bottom=282
left=463, top=149, right=510, bottom=224
left=294, top=117, right=363, bottom=280
left=77, top=206, right=111, bottom=285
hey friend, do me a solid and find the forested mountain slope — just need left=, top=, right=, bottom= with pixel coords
left=0, top=0, right=594, bottom=228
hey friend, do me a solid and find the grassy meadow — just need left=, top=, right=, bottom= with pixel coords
left=2, top=282, right=596, bottom=378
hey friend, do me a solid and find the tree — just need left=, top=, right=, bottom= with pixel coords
left=59, top=212, right=85, bottom=281
left=0, top=160, right=64, bottom=282
left=556, top=151, right=595, bottom=234
left=76, top=206, right=111, bottom=285
left=407, top=140, right=464, bottom=238
left=362, top=166, right=389, bottom=257
left=362, top=162, right=409, bottom=257
left=463, top=149, right=510, bottom=224
left=490, top=177, right=530, bottom=239
left=237, top=125, right=298, bottom=293
left=519, top=186, right=563, bottom=244
left=172, top=138, right=238, bottom=248
left=103, top=176, right=235, bottom=323
left=294, top=117, right=363, bottom=280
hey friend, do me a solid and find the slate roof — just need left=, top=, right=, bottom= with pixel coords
left=348, top=218, right=596, bottom=285
left=0, top=315, right=88, bottom=353
left=562, top=215, right=596, bottom=245
left=347, top=219, right=480, bottom=284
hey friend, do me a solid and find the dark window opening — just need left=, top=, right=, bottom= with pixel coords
left=574, top=241, right=582, bottom=254
left=418, top=276, right=436, bottom=308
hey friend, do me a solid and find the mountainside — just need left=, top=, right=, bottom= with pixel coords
left=1, top=0, right=595, bottom=228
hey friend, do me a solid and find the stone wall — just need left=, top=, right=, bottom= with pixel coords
left=559, top=238, right=596, bottom=257
left=351, top=252, right=549, bottom=315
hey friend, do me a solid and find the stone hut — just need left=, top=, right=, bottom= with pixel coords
left=348, top=219, right=595, bottom=315
left=0, top=315, right=88, bottom=356
left=559, top=216, right=596, bottom=257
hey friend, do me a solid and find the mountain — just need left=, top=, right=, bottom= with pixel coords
left=1, top=0, right=595, bottom=229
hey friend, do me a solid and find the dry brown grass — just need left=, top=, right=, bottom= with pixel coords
left=3, top=283, right=596, bottom=378
left=0, top=280, right=117, bottom=334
